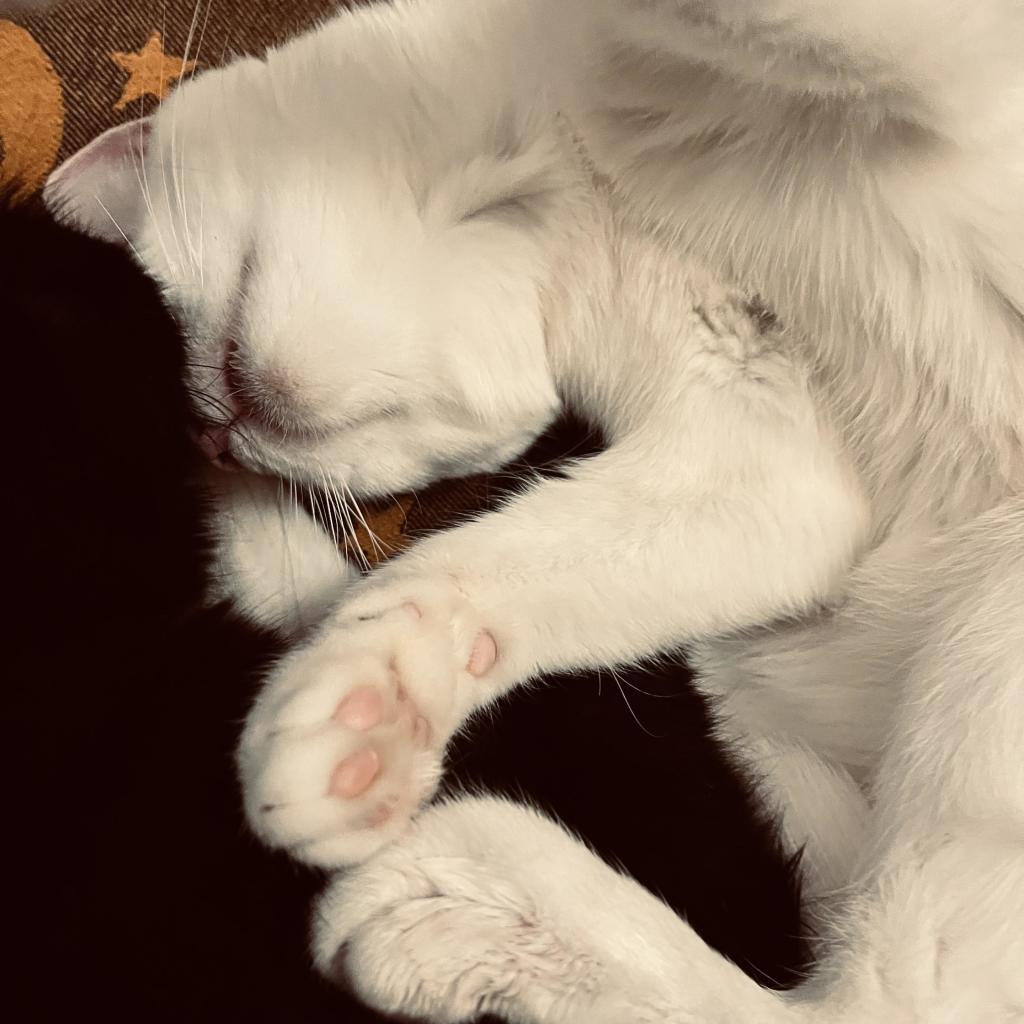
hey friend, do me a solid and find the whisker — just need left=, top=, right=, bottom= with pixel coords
left=154, top=0, right=193, bottom=277
left=341, top=497, right=369, bottom=571
left=339, top=482, right=372, bottom=572
left=619, top=675, right=685, bottom=700
left=171, top=0, right=207, bottom=278
left=92, top=195, right=143, bottom=261
left=130, top=111, right=177, bottom=278
left=611, top=665, right=660, bottom=737
left=184, top=360, right=230, bottom=379
left=305, top=480, right=324, bottom=532
left=189, top=1, right=213, bottom=293
left=289, top=475, right=300, bottom=537
left=321, top=471, right=357, bottom=569
left=199, top=400, right=244, bottom=428
left=344, top=481, right=387, bottom=561
left=190, top=0, right=213, bottom=86
left=313, top=466, right=338, bottom=542
left=320, top=466, right=368, bottom=572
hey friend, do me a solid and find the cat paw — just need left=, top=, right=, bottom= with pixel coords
left=238, top=580, right=498, bottom=867
left=312, top=799, right=601, bottom=1023
left=313, top=799, right=784, bottom=1024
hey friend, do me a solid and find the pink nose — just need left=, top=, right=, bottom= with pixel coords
left=194, top=424, right=239, bottom=470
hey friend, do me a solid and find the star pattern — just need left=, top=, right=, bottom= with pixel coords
left=110, top=31, right=197, bottom=112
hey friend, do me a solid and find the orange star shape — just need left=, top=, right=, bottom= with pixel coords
left=110, top=31, right=197, bottom=112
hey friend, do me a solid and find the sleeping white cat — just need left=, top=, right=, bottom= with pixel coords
left=46, top=0, right=1024, bottom=1021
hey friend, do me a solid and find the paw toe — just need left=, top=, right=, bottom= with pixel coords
left=329, top=747, right=381, bottom=798
left=333, top=685, right=386, bottom=731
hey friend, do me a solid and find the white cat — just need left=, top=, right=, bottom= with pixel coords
left=46, top=0, right=1024, bottom=1020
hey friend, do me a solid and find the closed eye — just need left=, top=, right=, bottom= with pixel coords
left=454, top=144, right=569, bottom=225
left=462, top=192, right=534, bottom=222
left=460, top=176, right=567, bottom=224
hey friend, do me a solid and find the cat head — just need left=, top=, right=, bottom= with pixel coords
left=44, top=20, right=577, bottom=497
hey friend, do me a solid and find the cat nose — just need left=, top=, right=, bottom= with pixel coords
left=223, top=340, right=312, bottom=439
left=223, top=365, right=282, bottom=436
left=218, top=340, right=276, bottom=435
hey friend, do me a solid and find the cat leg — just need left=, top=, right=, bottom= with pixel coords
left=690, top=512, right=1018, bottom=903
left=791, top=497, right=1024, bottom=1022
left=204, top=470, right=358, bottom=637
left=315, top=500, right=1024, bottom=1024
left=238, top=328, right=871, bottom=867
left=700, top=717, right=871, bottom=905
left=313, top=796, right=794, bottom=1024
left=691, top=612, right=893, bottom=902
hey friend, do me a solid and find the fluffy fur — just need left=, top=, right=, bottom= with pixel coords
left=7, top=187, right=806, bottom=1013
left=45, top=0, right=1024, bottom=1019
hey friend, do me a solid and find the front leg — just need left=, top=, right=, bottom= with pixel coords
left=313, top=796, right=793, bottom=1024
left=239, top=344, right=869, bottom=867
left=205, top=470, right=358, bottom=636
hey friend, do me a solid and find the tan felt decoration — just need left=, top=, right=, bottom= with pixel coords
left=110, top=31, right=196, bottom=111
left=0, top=18, right=64, bottom=198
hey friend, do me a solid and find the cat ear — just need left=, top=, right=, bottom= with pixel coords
left=43, top=118, right=152, bottom=246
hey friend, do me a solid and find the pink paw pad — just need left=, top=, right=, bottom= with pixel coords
left=333, top=686, right=385, bottom=731
left=330, top=748, right=380, bottom=799
left=467, top=630, right=498, bottom=677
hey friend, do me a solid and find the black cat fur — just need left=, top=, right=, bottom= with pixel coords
left=6, top=189, right=807, bottom=1021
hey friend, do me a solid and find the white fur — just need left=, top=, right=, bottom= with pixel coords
left=314, top=795, right=793, bottom=1024
left=45, top=0, right=1024, bottom=1019
left=202, top=470, right=358, bottom=636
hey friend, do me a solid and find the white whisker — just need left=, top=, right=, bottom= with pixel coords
left=190, top=0, right=213, bottom=87
left=317, top=467, right=342, bottom=546
left=344, top=481, right=387, bottom=561
left=130, top=109, right=177, bottom=279
left=323, top=475, right=355, bottom=568
left=339, top=485, right=372, bottom=572
left=92, top=195, right=143, bottom=262
left=156, top=0, right=190, bottom=277
left=171, top=0, right=207, bottom=280
left=319, top=466, right=368, bottom=572
left=610, top=665, right=658, bottom=738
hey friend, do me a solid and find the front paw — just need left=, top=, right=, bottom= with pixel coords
left=312, top=800, right=601, bottom=1024
left=204, top=469, right=358, bottom=636
left=238, top=581, right=497, bottom=867
left=314, top=799, right=786, bottom=1024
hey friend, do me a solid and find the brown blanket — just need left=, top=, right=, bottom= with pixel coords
left=1, top=0, right=521, bottom=563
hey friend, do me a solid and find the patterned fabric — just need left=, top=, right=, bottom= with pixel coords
left=0, top=0, right=503, bottom=564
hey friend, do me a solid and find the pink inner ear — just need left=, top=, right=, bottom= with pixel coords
left=43, top=117, right=152, bottom=244
left=71, top=119, right=151, bottom=176
left=47, top=118, right=151, bottom=191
